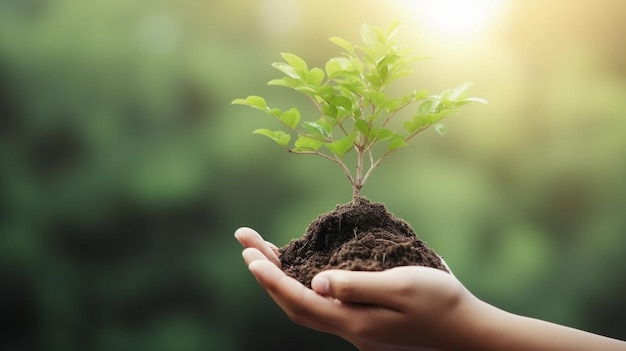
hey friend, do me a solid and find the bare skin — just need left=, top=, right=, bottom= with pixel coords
left=235, top=227, right=626, bottom=351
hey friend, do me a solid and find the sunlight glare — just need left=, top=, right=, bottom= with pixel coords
left=403, top=0, right=511, bottom=40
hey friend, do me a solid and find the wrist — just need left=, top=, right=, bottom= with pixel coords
left=446, top=297, right=626, bottom=351
left=434, top=293, right=504, bottom=351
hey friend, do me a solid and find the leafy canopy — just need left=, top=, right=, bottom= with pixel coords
left=233, top=22, right=486, bottom=200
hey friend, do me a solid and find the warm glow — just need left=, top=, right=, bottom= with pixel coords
left=401, top=0, right=511, bottom=39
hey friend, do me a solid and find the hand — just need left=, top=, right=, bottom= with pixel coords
left=234, top=227, right=481, bottom=351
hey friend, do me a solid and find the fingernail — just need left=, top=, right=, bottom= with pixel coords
left=241, top=249, right=252, bottom=261
left=312, top=275, right=330, bottom=296
left=234, top=228, right=247, bottom=245
left=234, top=228, right=242, bottom=239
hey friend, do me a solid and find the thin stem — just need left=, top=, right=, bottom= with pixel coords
left=382, top=100, right=417, bottom=127
left=290, top=149, right=355, bottom=186
left=361, top=156, right=382, bottom=186
left=337, top=119, right=349, bottom=136
left=367, top=148, right=375, bottom=169
left=307, top=95, right=321, bottom=111
left=334, top=155, right=355, bottom=186
left=405, top=126, right=429, bottom=142
left=353, top=146, right=364, bottom=200
left=356, top=124, right=432, bottom=187
left=282, top=122, right=330, bottom=142
left=361, top=147, right=393, bottom=186
left=361, top=125, right=431, bottom=185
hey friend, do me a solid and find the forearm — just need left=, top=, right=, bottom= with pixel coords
left=451, top=297, right=626, bottom=351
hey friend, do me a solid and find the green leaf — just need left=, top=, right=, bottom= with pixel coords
left=269, top=108, right=282, bottom=118
left=336, top=77, right=364, bottom=95
left=318, top=86, right=336, bottom=101
left=381, top=98, right=401, bottom=112
left=329, top=37, right=355, bottom=54
left=325, top=57, right=353, bottom=79
left=400, top=89, right=429, bottom=105
left=355, top=119, right=369, bottom=135
left=306, top=67, right=325, bottom=86
left=364, top=90, right=387, bottom=105
left=375, top=128, right=394, bottom=141
left=321, top=103, right=338, bottom=118
left=351, top=56, right=365, bottom=74
left=365, top=72, right=381, bottom=89
left=414, top=89, right=429, bottom=101
left=252, top=128, right=275, bottom=139
left=294, top=85, right=318, bottom=95
left=388, top=136, right=407, bottom=151
left=329, top=95, right=353, bottom=110
left=326, top=134, right=356, bottom=158
left=418, top=98, right=441, bottom=114
left=267, top=77, right=298, bottom=88
left=361, top=23, right=378, bottom=47
left=280, top=108, right=300, bottom=128
left=433, top=108, right=457, bottom=121
left=272, top=62, right=301, bottom=79
left=253, top=129, right=291, bottom=147
left=441, top=82, right=480, bottom=103
left=403, top=120, right=420, bottom=133
left=409, top=108, right=456, bottom=133
left=302, top=121, right=331, bottom=138
left=451, top=81, right=474, bottom=100
left=275, top=131, right=291, bottom=146
left=377, top=54, right=401, bottom=71
left=387, top=70, right=414, bottom=82
left=385, top=20, right=401, bottom=41
left=294, top=135, right=326, bottom=151
left=232, top=95, right=268, bottom=110
left=281, top=52, right=308, bottom=75
left=379, top=63, right=389, bottom=81
left=434, top=124, right=448, bottom=136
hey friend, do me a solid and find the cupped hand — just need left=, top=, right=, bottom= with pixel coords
left=234, top=227, right=481, bottom=351
left=234, top=226, right=281, bottom=267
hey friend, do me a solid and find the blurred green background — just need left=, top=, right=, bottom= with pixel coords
left=1, top=0, right=625, bottom=349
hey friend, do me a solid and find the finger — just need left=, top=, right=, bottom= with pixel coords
left=312, top=267, right=447, bottom=310
left=311, top=270, right=401, bottom=309
left=242, top=247, right=268, bottom=266
left=234, top=227, right=281, bottom=267
left=247, top=259, right=349, bottom=333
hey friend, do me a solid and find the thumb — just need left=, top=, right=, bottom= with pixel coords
left=311, top=269, right=410, bottom=309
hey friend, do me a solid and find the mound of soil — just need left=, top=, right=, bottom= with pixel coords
left=280, top=197, right=449, bottom=287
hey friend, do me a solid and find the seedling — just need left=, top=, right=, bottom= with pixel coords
left=233, top=22, right=486, bottom=201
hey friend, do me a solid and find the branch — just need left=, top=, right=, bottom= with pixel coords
left=361, top=155, right=381, bottom=186
left=382, top=100, right=417, bottom=127
left=361, top=145, right=395, bottom=186
left=337, top=118, right=350, bottom=136
left=405, top=125, right=430, bottom=142
left=289, top=149, right=355, bottom=185
left=307, top=95, right=322, bottom=111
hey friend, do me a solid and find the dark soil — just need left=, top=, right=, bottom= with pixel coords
left=280, top=197, right=449, bottom=287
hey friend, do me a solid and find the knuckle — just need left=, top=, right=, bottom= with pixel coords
left=394, top=280, right=417, bottom=301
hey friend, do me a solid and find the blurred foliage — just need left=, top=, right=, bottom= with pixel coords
left=0, top=0, right=625, bottom=350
